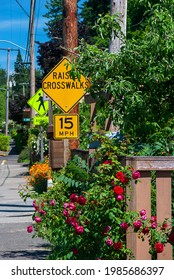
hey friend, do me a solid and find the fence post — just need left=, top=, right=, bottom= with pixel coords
left=126, top=165, right=151, bottom=259
left=156, top=171, right=172, bottom=260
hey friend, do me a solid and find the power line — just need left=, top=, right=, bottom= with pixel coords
left=15, top=0, right=30, bottom=17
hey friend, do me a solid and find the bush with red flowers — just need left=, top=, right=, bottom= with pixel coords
left=25, top=135, right=173, bottom=260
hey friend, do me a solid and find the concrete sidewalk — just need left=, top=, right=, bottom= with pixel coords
left=0, top=144, right=50, bottom=260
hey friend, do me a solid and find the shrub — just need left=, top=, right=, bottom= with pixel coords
left=18, top=146, right=30, bottom=163
left=25, top=136, right=173, bottom=260
left=12, top=125, right=28, bottom=154
left=0, top=134, right=10, bottom=151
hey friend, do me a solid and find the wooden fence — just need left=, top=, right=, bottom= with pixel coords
left=121, top=156, right=174, bottom=260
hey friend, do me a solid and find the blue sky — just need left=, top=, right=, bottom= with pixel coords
left=0, top=0, right=85, bottom=73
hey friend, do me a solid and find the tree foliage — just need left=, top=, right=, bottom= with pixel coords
left=36, top=0, right=174, bottom=148
left=72, top=1, right=174, bottom=144
left=0, top=68, right=6, bottom=127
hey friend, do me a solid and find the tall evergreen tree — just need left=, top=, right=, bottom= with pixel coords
left=9, top=51, right=29, bottom=124
left=13, top=50, right=30, bottom=98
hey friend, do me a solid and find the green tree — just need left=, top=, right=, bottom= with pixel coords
left=36, top=0, right=86, bottom=74
left=13, top=50, right=30, bottom=99
left=0, top=68, right=6, bottom=86
left=0, top=90, right=6, bottom=128
left=73, top=1, right=174, bottom=144
left=0, top=68, right=6, bottom=128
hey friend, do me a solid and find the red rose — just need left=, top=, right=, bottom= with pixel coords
left=113, top=241, right=122, bottom=250
left=77, top=196, right=87, bottom=205
left=161, top=223, right=168, bottom=230
left=113, top=186, right=124, bottom=195
left=168, top=228, right=174, bottom=245
left=72, top=248, right=79, bottom=255
left=115, top=172, right=129, bottom=184
left=70, top=193, right=78, bottom=202
left=155, top=242, right=164, bottom=253
left=133, top=220, right=142, bottom=229
left=142, top=227, right=149, bottom=235
left=103, top=160, right=113, bottom=165
left=66, top=216, right=78, bottom=227
left=120, top=222, right=129, bottom=230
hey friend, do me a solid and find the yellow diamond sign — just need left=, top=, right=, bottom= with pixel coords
left=27, top=88, right=49, bottom=116
left=42, top=57, right=90, bottom=113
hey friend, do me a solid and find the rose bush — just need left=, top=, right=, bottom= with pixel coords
left=25, top=135, right=173, bottom=259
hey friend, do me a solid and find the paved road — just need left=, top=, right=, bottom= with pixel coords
left=0, top=144, right=50, bottom=260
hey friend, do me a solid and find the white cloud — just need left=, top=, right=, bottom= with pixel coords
left=0, top=19, right=29, bottom=30
left=0, top=18, right=46, bottom=30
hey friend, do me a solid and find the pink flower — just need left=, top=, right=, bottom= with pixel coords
left=50, top=199, right=56, bottom=206
left=133, top=220, right=142, bottom=229
left=132, top=171, right=140, bottom=179
left=116, top=194, right=124, bottom=201
left=27, top=225, right=33, bottom=233
left=33, top=200, right=39, bottom=211
left=150, top=216, right=157, bottom=223
left=75, top=225, right=84, bottom=235
left=105, top=226, right=111, bottom=231
left=140, top=209, right=146, bottom=216
left=102, top=226, right=111, bottom=236
left=120, top=222, right=129, bottom=230
left=70, top=194, right=78, bottom=202
left=69, top=202, right=76, bottom=211
left=38, top=209, right=46, bottom=215
left=77, top=196, right=87, bottom=205
left=64, top=203, right=69, bottom=209
left=106, top=238, right=113, bottom=246
left=155, top=242, right=164, bottom=253
left=113, top=241, right=122, bottom=250
left=34, top=216, right=42, bottom=223
left=63, top=209, right=70, bottom=217
left=141, top=215, right=147, bottom=220
left=151, top=222, right=157, bottom=229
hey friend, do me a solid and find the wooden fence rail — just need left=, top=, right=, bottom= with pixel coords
left=122, top=156, right=174, bottom=260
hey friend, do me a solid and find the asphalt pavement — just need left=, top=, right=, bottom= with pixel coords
left=0, top=142, right=51, bottom=260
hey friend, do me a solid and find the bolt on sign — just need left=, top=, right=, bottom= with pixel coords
left=42, top=57, right=91, bottom=113
left=53, top=114, right=79, bottom=139
left=27, top=88, right=49, bottom=116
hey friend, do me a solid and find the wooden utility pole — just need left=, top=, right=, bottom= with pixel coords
left=109, top=0, right=127, bottom=53
left=46, top=0, right=79, bottom=169
left=62, top=0, right=79, bottom=151
left=105, top=0, right=127, bottom=131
